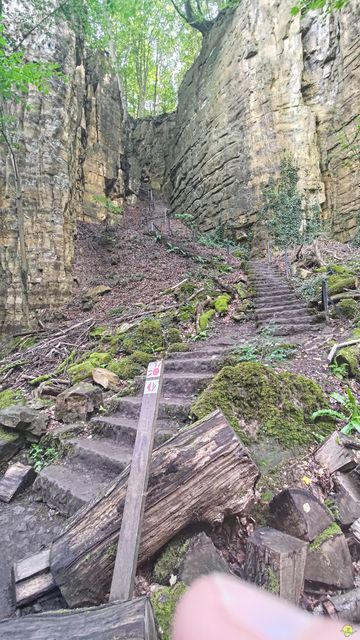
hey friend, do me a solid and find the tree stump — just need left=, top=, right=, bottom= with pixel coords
left=269, top=488, right=333, bottom=541
left=49, top=410, right=259, bottom=607
left=245, top=527, right=308, bottom=604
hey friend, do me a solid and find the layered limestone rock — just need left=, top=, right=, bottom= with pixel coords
left=168, top=0, right=359, bottom=241
left=0, top=6, right=125, bottom=332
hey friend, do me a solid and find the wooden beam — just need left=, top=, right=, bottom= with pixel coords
left=110, top=360, right=164, bottom=603
left=0, top=596, right=158, bottom=640
left=13, top=549, right=57, bottom=607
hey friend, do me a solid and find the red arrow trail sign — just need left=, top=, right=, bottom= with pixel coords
left=110, top=359, right=164, bottom=603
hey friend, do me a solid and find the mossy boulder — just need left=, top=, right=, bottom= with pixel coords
left=337, top=298, right=359, bottom=319
left=213, top=294, right=231, bottom=314
left=199, top=309, right=215, bottom=331
left=150, top=583, right=186, bottom=640
left=335, top=343, right=360, bottom=378
left=122, top=319, right=164, bottom=354
left=191, top=362, right=331, bottom=448
left=107, top=357, right=142, bottom=380
left=68, top=353, right=111, bottom=384
left=328, top=273, right=357, bottom=296
left=0, top=389, right=26, bottom=409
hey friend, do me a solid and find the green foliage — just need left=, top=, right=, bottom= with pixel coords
left=291, top=0, right=350, bottom=16
left=28, top=443, right=60, bottom=472
left=312, top=388, right=360, bottom=436
left=220, top=329, right=297, bottom=367
left=153, top=538, right=189, bottom=584
left=92, top=195, right=123, bottom=216
left=294, top=275, right=323, bottom=302
left=329, top=362, right=349, bottom=379
left=192, top=362, right=330, bottom=448
left=0, top=388, right=26, bottom=409
left=122, top=319, right=164, bottom=354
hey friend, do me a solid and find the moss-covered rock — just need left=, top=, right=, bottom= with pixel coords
left=68, top=352, right=111, bottom=384
left=335, top=344, right=360, bottom=378
left=128, top=351, right=154, bottom=367
left=153, top=538, right=190, bottom=585
left=213, top=293, right=231, bottom=314
left=107, top=357, right=141, bottom=380
left=150, top=583, right=187, bottom=640
left=337, top=298, right=359, bottom=319
left=167, top=343, right=190, bottom=353
left=199, top=309, right=215, bottom=331
left=178, top=303, right=196, bottom=322
left=328, top=274, right=357, bottom=296
left=0, top=389, right=26, bottom=409
left=122, top=319, right=164, bottom=354
left=191, top=362, right=330, bottom=448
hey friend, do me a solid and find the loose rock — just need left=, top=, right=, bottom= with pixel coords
left=0, top=406, right=49, bottom=441
left=55, top=383, right=103, bottom=423
left=305, top=525, right=354, bottom=589
left=0, top=463, right=36, bottom=503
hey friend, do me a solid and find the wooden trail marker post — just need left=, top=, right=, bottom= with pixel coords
left=109, top=360, right=164, bottom=603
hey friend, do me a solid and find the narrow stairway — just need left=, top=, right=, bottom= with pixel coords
left=35, top=331, right=242, bottom=516
left=249, top=260, right=320, bottom=336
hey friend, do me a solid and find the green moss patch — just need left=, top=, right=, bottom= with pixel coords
left=213, top=293, right=231, bottom=314
left=153, top=538, right=189, bottom=585
left=199, top=309, right=215, bottom=331
left=128, top=351, right=154, bottom=366
left=68, top=352, right=111, bottom=384
left=150, top=583, right=186, bottom=640
left=337, top=298, right=359, bottom=319
left=122, top=319, right=164, bottom=354
left=191, top=362, right=330, bottom=448
left=166, top=328, right=182, bottom=345
left=309, top=523, right=341, bottom=550
left=0, top=389, right=26, bottom=409
left=328, top=274, right=357, bottom=296
left=107, top=357, right=141, bottom=380
left=167, top=343, right=190, bottom=353
left=0, top=427, right=19, bottom=442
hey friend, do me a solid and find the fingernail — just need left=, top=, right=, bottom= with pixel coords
left=211, top=573, right=314, bottom=640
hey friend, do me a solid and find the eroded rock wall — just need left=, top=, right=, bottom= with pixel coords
left=0, top=7, right=125, bottom=332
left=168, top=0, right=359, bottom=241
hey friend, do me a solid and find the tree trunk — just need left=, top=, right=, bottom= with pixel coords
left=50, top=410, right=259, bottom=607
left=0, top=596, right=157, bottom=640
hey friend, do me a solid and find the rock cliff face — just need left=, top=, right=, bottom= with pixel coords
left=0, top=8, right=125, bottom=332
left=167, top=0, right=359, bottom=241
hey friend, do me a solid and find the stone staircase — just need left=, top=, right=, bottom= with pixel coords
left=249, top=260, right=320, bottom=336
left=35, top=332, right=244, bottom=517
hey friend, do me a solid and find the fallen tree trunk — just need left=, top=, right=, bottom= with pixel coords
left=50, top=410, right=259, bottom=607
left=0, top=596, right=157, bottom=640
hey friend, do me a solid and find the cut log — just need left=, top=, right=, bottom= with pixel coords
left=305, top=529, right=354, bottom=589
left=0, top=462, right=36, bottom=503
left=350, top=517, right=360, bottom=543
left=334, top=471, right=360, bottom=526
left=314, top=431, right=360, bottom=474
left=0, top=596, right=158, bottom=640
left=269, top=488, right=333, bottom=541
left=49, top=410, right=259, bottom=607
left=245, top=527, right=308, bottom=604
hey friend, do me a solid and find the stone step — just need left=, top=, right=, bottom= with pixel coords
left=257, top=315, right=315, bottom=327
left=256, top=288, right=292, bottom=297
left=69, top=437, right=133, bottom=475
left=90, top=415, right=178, bottom=446
left=256, top=302, right=308, bottom=315
left=255, top=299, right=303, bottom=311
left=165, top=356, right=221, bottom=373
left=256, top=293, right=300, bottom=305
left=166, top=347, right=231, bottom=360
left=34, top=462, right=111, bottom=517
left=144, top=372, right=213, bottom=396
left=116, top=395, right=191, bottom=421
left=261, top=323, right=320, bottom=336
left=256, top=308, right=311, bottom=321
